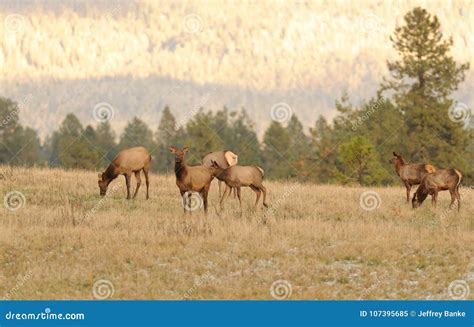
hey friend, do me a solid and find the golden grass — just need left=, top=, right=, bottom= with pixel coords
left=0, top=166, right=473, bottom=300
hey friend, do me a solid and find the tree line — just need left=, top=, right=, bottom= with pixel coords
left=0, top=7, right=472, bottom=185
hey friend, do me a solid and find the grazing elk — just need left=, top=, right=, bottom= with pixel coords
left=202, top=150, right=238, bottom=196
left=170, top=146, right=220, bottom=213
left=98, top=146, right=151, bottom=199
left=211, top=162, right=268, bottom=209
left=389, top=152, right=436, bottom=202
left=412, top=169, right=462, bottom=210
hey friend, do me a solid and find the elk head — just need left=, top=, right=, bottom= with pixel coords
left=98, top=173, right=110, bottom=197
left=169, top=146, right=189, bottom=163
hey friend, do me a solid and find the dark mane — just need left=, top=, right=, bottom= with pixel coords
left=104, top=163, right=118, bottom=180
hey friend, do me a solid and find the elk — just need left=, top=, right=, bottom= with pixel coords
left=389, top=152, right=436, bottom=202
left=412, top=169, right=462, bottom=210
left=170, top=146, right=220, bottom=213
left=211, top=162, right=268, bottom=209
left=98, top=146, right=151, bottom=199
left=202, top=150, right=238, bottom=196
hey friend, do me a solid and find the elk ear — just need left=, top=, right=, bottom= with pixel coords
left=393, top=152, right=398, bottom=157
left=169, top=146, right=177, bottom=154
left=182, top=147, right=189, bottom=154
left=98, top=173, right=102, bottom=180
left=224, top=151, right=238, bottom=166
left=211, top=160, right=220, bottom=168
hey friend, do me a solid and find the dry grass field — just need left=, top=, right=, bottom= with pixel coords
left=1, top=166, right=473, bottom=300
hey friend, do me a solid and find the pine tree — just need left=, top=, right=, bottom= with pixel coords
left=119, top=117, right=155, bottom=151
left=383, top=7, right=470, bottom=174
left=334, top=136, right=385, bottom=185
left=50, top=113, right=101, bottom=169
left=184, top=110, right=224, bottom=164
left=95, top=121, right=117, bottom=162
left=155, top=107, right=184, bottom=172
left=227, top=109, right=262, bottom=166
left=262, top=121, right=291, bottom=179
left=0, top=97, right=20, bottom=163
left=286, top=115, right=310, bottom=179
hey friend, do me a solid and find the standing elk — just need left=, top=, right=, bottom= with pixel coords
left=211, top=161, right=268, bottom=209
left=389, top=152, right=436, bottom=202
left=412, top=169, right=462, bottom=210
left=98, top=146, right=151, bottom=199
left=170, top=146, right=221, bottom=213
left=202, top=150, right=238, bottom=196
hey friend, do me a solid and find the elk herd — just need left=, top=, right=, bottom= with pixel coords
left=97, top=147, right=463, bottom=213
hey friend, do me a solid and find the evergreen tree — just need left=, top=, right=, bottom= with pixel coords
left=227, top=109, right=262, bottom=166
left=0, top=97, right=41, bottom=166
left=50, top=113, right=101, bottom=169
left=155, top=107, right=184, bottom=172
left=383, top=7, right=470, bottom=174
left=119, top=117, right=155, bottom=152
left=262, top=121, right=291, bottom=179
left=308, top=115, right=337, bottom=183
left=0, top=97, right=20, bottom=163
left=286, top=114, right=310, bottom=179
left=334, top=136, right=385, bottom=185
left=184, top=110, right=224, bottom=164
left=95, top=121, right=117, bottom=162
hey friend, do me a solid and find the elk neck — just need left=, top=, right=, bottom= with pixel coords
left=394, top=158, right=404, bottom=176
left=174, top=158, right=187, bottom=180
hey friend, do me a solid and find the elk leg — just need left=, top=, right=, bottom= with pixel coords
left=449, top=189, right=456, bottom=210
left=180, top=190, right=186, bottom=213
left=455, top=188, right=461, bottom=211
left=405, top=183, right=411, bottom=203
left=433, top=191, right=438, bottom=208
left=250, top=185, right=261, bottom=207
left=143, top=168, right=150, bottom=200
left=202, top=187, right=210, bottom=214
left=236, top=187, right=242, bottom=209
left=220, top=185, right=231, bottom=209
left=133, top=171, right=141, bottom=199
left=260, top=184, right=269, bottom=208
left=124, top=174, right=131, bottom=199
left=218, top=180, right=222, bottom=197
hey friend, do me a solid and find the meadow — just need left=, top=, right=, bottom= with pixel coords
left=0, top=166, right=472, bottom=300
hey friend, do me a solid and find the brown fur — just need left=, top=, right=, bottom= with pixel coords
left=202, top=150, right=238, bottom=196
left=98, top=146, right=151, bottom=199
left=212, top=163, right=269, bottom=209
left=170, top=146, right=220, bottom=213
left=412, top=169, right=462, bottom=210
left=389, top=152, right=436, bottom=203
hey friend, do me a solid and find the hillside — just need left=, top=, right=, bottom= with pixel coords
left=0, top=1, right=472, bottom=138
